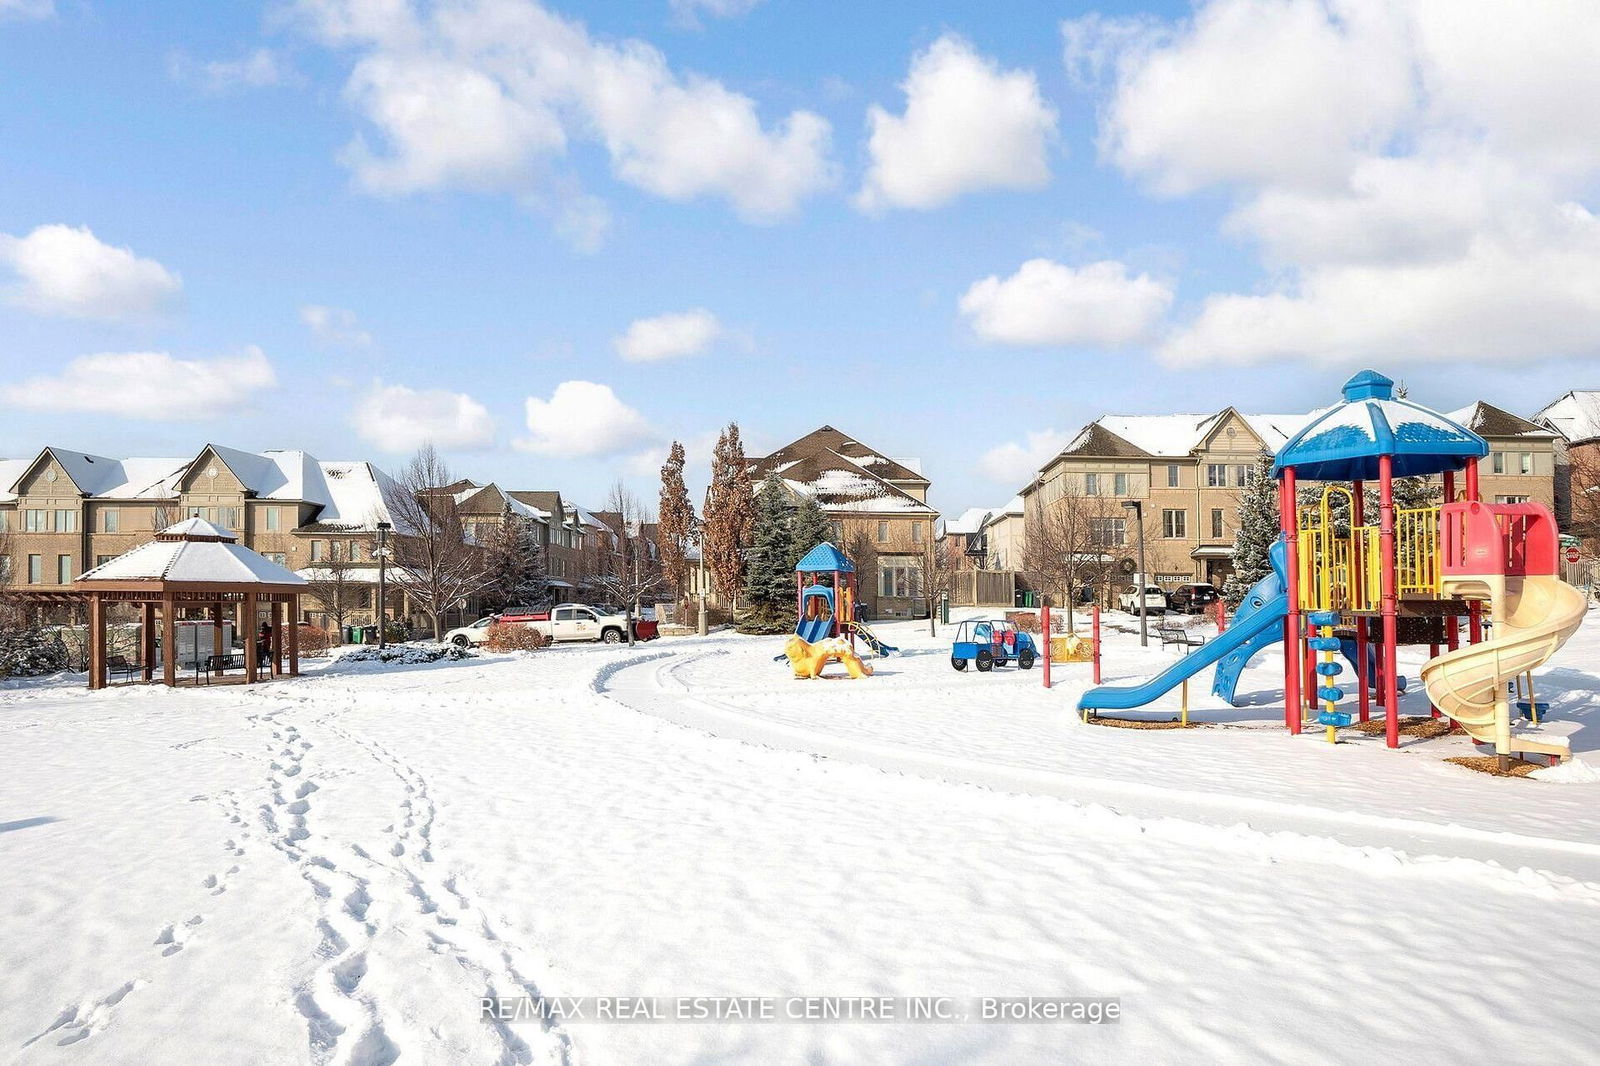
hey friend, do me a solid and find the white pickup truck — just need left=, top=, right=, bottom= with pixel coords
left=445, top=604, right=659, bottom=647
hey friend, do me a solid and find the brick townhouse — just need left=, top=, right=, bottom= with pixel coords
left=747, top=426, right=939, bottom=619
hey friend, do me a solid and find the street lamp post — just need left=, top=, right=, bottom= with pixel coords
left=695, top=525, right=709, bottom=637
left=375, top=521, right=391, bottom=650
left=1122, top=499, right=1148, bottom=648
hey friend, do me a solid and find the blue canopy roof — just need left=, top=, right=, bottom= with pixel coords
left=795, top=541, right=855, bottom=573
left=1273, top=370, right=1487, bottom=482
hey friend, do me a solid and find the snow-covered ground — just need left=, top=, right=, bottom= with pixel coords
left=5, top=606, right=1600, bottom=1065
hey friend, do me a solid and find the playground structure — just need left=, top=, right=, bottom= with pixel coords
left=949, top=619, right=1038, bottom=672
left=783, top=542, right=897, bottom=678
left=1079, top=370, right=1585, bottom=769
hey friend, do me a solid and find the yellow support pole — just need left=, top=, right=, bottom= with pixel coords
left=1527, top=670, right=1539, bottom=724
left=1181, top=679, right=1189, bottom=727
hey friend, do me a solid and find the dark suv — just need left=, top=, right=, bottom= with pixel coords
left=1167, top=582, right=1220, bottom=614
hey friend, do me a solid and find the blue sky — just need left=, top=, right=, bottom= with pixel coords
left=3, top=0, right=1598, bottom=515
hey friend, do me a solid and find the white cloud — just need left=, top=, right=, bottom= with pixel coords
left=0, top=347, right=275, bottom=420
left=515, top=380, right=654, bottom=457
left=173, top=48, right=301, bottom=92
left=1080, top=0, right=1413, bottom=196
left=1076, top=0, right=1600, bottom=367
left=959, top=258, right=1172, bottom=347
left=978, top=429, right=1071, bottom=484
left=354, top=383, right=497, bottom=452
left=298, top=0, right=835, bottom=223
left=669, top=0, right=764, bottom=24
left=857, top=34, right=1056, bottom=212
left=300, top=304, right=373, bottom=346
left=0, top=224, right=182, bottom=321
left=615, top=308, right=721, bottom=362
left=0, top=0, right=53, bottom=21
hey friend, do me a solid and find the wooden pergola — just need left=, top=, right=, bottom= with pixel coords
left=65, top=517, right=309, bottom=690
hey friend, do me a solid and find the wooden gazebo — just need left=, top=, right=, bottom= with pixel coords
left=73, top=517, right=308, bottom=690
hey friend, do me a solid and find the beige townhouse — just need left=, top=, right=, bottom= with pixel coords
left=0, top=444, right=402, bottom=628
left=1533, top=389, right=1600, bottom=547
left=1021, top=400, right=1561, bottom=601
left=747, top=425, right=939, bottom=619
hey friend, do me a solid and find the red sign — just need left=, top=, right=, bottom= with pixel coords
left=1568, top=547, right=1582, bottom=564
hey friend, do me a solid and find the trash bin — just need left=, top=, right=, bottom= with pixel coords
left=362, top=625, right=378, bottom=644
left=939, top=593, right=950, bottom=625
left=1015, top=589, right=1027, bottom=607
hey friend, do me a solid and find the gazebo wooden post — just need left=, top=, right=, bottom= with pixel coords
left=141, top=601, right=156, bottom=682
left=271, top=600, right=284, bottom=678
left=244, top=591, right=259, bottom=683
left=88, top=593, right=106, bottom=691
left=288, top=594, right=301, bottom=676
left=212, top=602, right=225, bottom=676
left=161, top=594, right=177, bottom=686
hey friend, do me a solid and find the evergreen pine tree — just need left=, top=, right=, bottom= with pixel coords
left=482, top=505, right=546, bottom=610
left=1224, top=454, right=1280, bottom=609
left=789, top=490, right=832, bottom=565
left=740, top=473, right=797, bottom=633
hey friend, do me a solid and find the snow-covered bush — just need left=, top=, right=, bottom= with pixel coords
left=0, top=626, right=71, bottom=677
left=338, top=643, right=476, bottom=666
left=484, top=622, right=548, bottom=652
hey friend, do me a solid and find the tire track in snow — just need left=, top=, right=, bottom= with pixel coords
left=597, top=649, right=1600, bottom=906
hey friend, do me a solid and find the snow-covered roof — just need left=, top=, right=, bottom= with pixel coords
left=751, top=427, right=936, bottom=516
left=1534, top=390, right=1600, bottom=444
left=942, top=507, right=994, bottom=535
left=78, top=519, right=308, bottom=587
left=1090, top=411, right=1310, bottom=458
left=3, top=448, right=190, bottom=500
left=1445, top=403, right=1557, bottom=440
left=0, top=458, right=31, bottom=503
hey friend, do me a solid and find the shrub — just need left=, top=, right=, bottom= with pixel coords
left=484, top=621, right=549, bottom=652
left=736, top=601, right=795, bottom=635
left=1005, top=611, right=1040, bottom=634
left=297, top=626, right=335, bottom=655
left=339, top=643, right=475, bottom=666
left=0, top=626, right=71, bottom=678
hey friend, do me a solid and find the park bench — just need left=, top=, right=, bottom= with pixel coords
left=1157, top=625, right=1206, bottom=654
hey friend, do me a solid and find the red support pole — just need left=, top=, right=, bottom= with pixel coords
left=1041, top=604, right=1052, bottom=690
left=1092, top=605, right=1101, bottom=685
left=1214, top=597, right=1227, bottom=633
left=1462, top=460, right=1484, bottom=644
left=1352, top=480, right=1370, bottom=722
left=1281, top=469, right=1302, bottom=734
left=1379, top=455, right=1400, bottom=749
left=1428, top=641, right=1441, bottom=717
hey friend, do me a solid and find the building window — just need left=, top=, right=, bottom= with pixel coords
left=1084, top=473, right=1101, bottom=495
left=1163, top=509, right=1187, bottom=538
left=1234, top=465, right=1249, bottom=487
left=28, top=554, right=42, bottom=583
left=1155, top=572, right=1191, bottom=587
left=1089, top=517, right=1126, bottom=547
left=102, top=508, right=119, bottom=533
left=876, top=521, right=889, bottom=542
left=0, top=556, right=9, bottom=582
left=1495, top=495, right=1531, bottom=504
left=1211, top=509, right=1225, bottom=539
left=1492, top=451, right=1535, bottom=475
left=1206, top=464, right=1227, bottom=488
left=0, top=511, right=7, bottom=531
left=96, top=555, right=114, bottom=567
left=911, top=523, right=923, bottom=544
left=24, top=509, right=45, bottom=532
left=264, top=552, right=288, bottom=565
left=57, top=554, right=73, bottom=584
left=1167, top=465, right=1180, bottom=488
left=878, top=556, right=924, bottom=599
left=265, top=506, right=281, bottom=532
left=310, top=540, right=324, bottom=562
left=55, top=509, right=78, bottom=533
left=1113, top=472, right=1129, bottom=496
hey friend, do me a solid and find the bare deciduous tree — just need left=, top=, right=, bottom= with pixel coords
left=381, top=444, right=491, bottom=641
left=593, top=482, right=667, bottom=647
left=304, top=539, right=366, bottom=636
left=1024, top=482, right=1157, bottom=631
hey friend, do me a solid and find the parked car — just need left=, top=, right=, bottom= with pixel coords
left=949, top=619, right=1038, bottom=672
left=444, top=604, right=659, bottom=648
left=1117, top=584, right=1168, bottom=616
left=1167, top=582, right=1220, bottom=614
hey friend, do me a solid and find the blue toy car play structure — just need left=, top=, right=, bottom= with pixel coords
left=950, top=619, right=1038, bottom=672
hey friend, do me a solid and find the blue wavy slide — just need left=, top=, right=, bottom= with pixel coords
left=795, top=616, right=833, bottom=643
left=1080, top=541, right=1290, bottom=714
